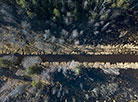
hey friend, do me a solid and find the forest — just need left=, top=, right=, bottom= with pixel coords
left=0, top=0, right=138, bottom=102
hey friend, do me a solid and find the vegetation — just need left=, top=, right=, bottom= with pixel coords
left=31, top=80, right=41, bottom=88
left=72, top=67, right=81, bottom=75
left=0, top=56, right=138, bottom=101
left=0, top=0, right=134, bottom=45
left=25, top=65, right=42, bottom=75
left=0, top=0, right=137, bottom=101
left=0, top=58, right=13, bottom=68
left=12, top=0, right=131, bottom=22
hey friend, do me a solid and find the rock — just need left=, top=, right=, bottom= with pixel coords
left=3, top=55, right=18, bottom=64
left=27, top=87, right=36, bottom=95
left=21, top=56, right=42, bottom=68
left=15, top=69, right=25, bottom=76
left=101, top=68, right=120, bottom=75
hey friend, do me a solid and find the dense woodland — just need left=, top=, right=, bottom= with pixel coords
left=0, top=0, right=137, bottom=47
left=1, top=0, right=136, bottom=45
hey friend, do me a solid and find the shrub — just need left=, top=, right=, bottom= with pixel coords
left=31, top=80, right=41, bottom=88
left=0, top=58, right=13, bottom=68
left=25, top=65, right=42, bottom=75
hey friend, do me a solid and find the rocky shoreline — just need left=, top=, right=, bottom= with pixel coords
left=0, top=43, right=138, bottom=55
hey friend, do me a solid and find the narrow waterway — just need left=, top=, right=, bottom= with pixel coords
left=0, top=54, right=138, bottom=63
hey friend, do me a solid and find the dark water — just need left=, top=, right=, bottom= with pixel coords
left=45, top=68, right=138, bottom=102
left=0, top=54, right=138, bottom=63
left=7, top=68, right=138, bottom=102
left=0, top=54, right=138, bottom=101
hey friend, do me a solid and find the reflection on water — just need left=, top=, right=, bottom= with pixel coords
left=45, top=68, right=138, bottom=102
left=0, top=65, right=138, bottom=102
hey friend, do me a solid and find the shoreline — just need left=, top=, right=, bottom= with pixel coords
left=0, top=44, right=138, bottom=55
